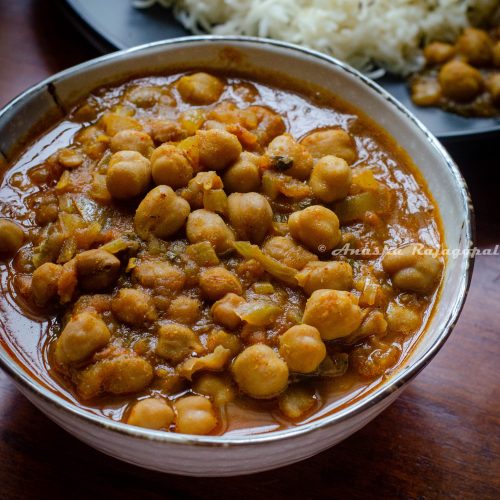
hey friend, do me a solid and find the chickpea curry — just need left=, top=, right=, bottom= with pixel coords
left=411, top=27, right=500, bottom=116
left=0, top=70, right=444, bottom=436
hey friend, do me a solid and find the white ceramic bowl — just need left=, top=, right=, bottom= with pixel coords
left=0, top=37, right=474, bottom=476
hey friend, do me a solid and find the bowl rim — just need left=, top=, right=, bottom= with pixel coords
left=0, top=35, right=475, bottom=447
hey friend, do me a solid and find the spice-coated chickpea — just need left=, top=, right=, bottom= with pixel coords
left=266, top=134, right=313, bottom=180
left=186, top=209, right=235, bottom=255
left=110, top=130, right=154, bottom=157
left=309, top=155, right=352, bottom=203
left=301, top=128, right=357, bottom=165
left=177, top=73, right=225, bottom=105
left=288, top=205, right=341, bottom=253
left=31, top=262, right=63, bottom=306
left=223, top=152, right=261, bottom=193
left=279, top=325, right=326, bottom=373
left=232, top=344, right=289, bottom=399
left=106, top=150, right=151, bottom=199
left=55, top=312, right=111, bottom=365
left=302, top=289, right=363, bottom=340
left=134, top=185, right=190, bottom=240
left=111, top=288, right=157, bottom=326
left=150, top=144, right=193, bottom=189
left=296, top=260, right=353, bottom=295
left=382, top=243, right=443, bottom=294
left=197, top=129, right=242, bottom=171
left=227, top=192, right=273, bottom=244
left=75, top=249, right=121, bottom=292
left=199, top=267, right=242, bottom=301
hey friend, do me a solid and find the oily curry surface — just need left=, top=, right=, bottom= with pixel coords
left=0, top=71, right=443, bottom=436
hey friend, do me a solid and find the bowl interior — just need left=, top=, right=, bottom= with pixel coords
left=0, top=37, right=473, bottom=443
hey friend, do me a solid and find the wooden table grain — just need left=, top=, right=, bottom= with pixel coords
left=0, top=1, right=499, bottom=498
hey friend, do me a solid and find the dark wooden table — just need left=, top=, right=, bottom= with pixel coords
left=0, top=1, right=499, bottom=498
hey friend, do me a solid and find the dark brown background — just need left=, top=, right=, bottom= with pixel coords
left=0, top=1, right=499, bottom=499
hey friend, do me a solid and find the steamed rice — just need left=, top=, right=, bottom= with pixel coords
left=134, top=0, right=499, bottom=75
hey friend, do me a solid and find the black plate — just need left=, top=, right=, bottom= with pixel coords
left=62, top=0, right=500, bottom=141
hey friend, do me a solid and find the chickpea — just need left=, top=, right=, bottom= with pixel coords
left=134, top=185, right=190, bottom=240
left=111, top=288, right=157, bottom=326
left=263, top=236, right=318, bottom=270
left=75, top=249, right=121, bottom=292
left=424, top=42, right=456, bottom=65
left=145, top=118, right=187, bottom=144
left=223, top=152, right=261, bottom=193
left=72, top=294, right=112, bottom=315
left=133, top=260, right=186, bottom=292
left=182, top=171, right=224, bottom=209
left=199, top=267, right=242, bottom=301
left=302, top=289, right=363, bottom=340
left=439, top=60, right=483, bottom=102
left=193, top=373, right=235, bottom=405
left=106, top=151, right=151, bottom=200
left=102, top=355, right=154, bottom=395
left=77, top=353, right=154, bottom=399
left=288, top=205, right=341, bottom=253
left=110, top=130, right=154, bottom=157
left=211, top=293, right=245, bottom=330
left=279, top=325, right=326, bottom=374
left=456, top=27, right=493, bottom=66
left=177, top=73, right=225, bottom=105
left=266, top=134, right=313, bottom=180
left=156, top=323, right=204, bottom=364
left=58, top=260, right=78, bottom=304
left=346, top=309, right=388, bottom=343
left=168, top=295, right=201, bottom=325
left=31, top=262, right=63, bottom=306
left=227, top=192, right=273, bottom=244
left=309, top=155, right=352, bottom=203
left=150, top=144, right=193, bottom=189
left=186, top=209, right=235, bottom=255
left=236, top=258, right=266, bottom=281
left=386, top=303, right=421, bottom=334
left=300, top=128, right=357, bottom=165
left=0, top=220, right=25, bottom=256
left=54, top=312, right=111, bottom=365
left=127, top=398, right=174, bottom=430
left=382, top=243, right=443, bottom=294
left=494, top=41, right=500, bottom=68
left=75, top=125, right=107, bottom=159
left=197, top=129, right=242, bottom=171
left=410, top=77, right=442, bottom=107
left=102, top=113, right=143, bottom=137
left=296, top=260, right=353, bottom=295
left=57, top=148, right=84, bottom=168
left=127, top=86, right=162, bottom=108
left=486, top=73, right=500, bottom=106
left=174, top=395, right=218, bottom=435
left=206, top=329, right=242, bottom=356
left=232, top=344, right=289, bottom=399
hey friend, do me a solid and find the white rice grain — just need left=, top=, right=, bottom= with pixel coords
left=134, top=0, right=500, bottom=75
